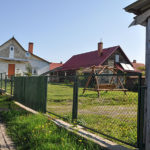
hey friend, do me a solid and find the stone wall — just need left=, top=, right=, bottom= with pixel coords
left=103, top=48, right=130, bottom=66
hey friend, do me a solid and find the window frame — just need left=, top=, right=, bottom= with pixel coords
left=115, top=54, right=119, bottom=63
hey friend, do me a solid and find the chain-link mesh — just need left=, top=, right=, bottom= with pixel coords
left=0, top=73, right=14, bottom=96
left=5, top=75, right=14, bottom=95
left=0, top=73, right=6, bottom=91
left=46, top=73, right=143, bottom=147
left=78, top=74, right=141, bottom=147
left=47, top=75, right=74, bottom=122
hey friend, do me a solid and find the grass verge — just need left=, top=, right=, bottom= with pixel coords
left=0, top=95, right=104, bottom=150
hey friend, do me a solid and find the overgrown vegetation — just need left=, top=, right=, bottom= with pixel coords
left=0, top=95, right=103, bottom=150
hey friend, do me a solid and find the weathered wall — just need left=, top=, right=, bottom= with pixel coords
left=0, top=40, right=26, bottom=59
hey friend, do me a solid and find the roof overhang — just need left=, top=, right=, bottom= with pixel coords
left=0, top=57, right=28, bottom=63
left=124, top=0, right=150, bottom=15
left=125, top=0, right=150, bottom=27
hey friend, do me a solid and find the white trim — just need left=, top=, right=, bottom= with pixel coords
left=9, top=46, right=14, bottom=59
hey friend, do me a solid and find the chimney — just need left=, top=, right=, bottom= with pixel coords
left=28, top=42, right=33, bottom=54
left=133, top=60, right=136, bottom=63
left=98, top=42, right=103, bottom=56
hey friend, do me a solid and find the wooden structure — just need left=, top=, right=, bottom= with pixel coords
left=82, top=65, right=127, bottom=97
left=125, top=1, right=150, bottom=149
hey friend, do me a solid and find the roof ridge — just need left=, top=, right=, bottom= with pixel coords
left=51, top=62, right=63, bottom=64
left=73, top=45, right=120, bottom=57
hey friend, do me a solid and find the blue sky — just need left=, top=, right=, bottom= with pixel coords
left=0, top=0, right=145, bottom=63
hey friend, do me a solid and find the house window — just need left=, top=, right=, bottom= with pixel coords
left=115, top=55, right=119, bottom=63
left=32, top=68, right=37, bottom=75
left=9, top=46, right=14, bottom=58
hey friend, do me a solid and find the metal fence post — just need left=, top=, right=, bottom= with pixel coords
left=11, top=76, right=13, bottom=96
left=137, top=74, right=145, bottom=149
left=44, top=76, right=48, bottom=113
left=5, top=74, right=7, bottom=92
left=1, top=73, right=2, bottom=89
left=72, top=76, right=78, bottom=123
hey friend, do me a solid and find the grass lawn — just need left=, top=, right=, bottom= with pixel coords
left=0, top=79, right=12, bottom=95
left=0, top=95, right=103, bottom=150
left=1, top=79, right=138, bottom=146
left=47, top=83, right=138, bottom=146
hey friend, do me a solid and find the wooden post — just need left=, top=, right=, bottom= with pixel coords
left=145, top=17, right=150, bottom=150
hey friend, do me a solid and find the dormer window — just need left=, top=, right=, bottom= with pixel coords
left=9, top=46, right=14, bottom=58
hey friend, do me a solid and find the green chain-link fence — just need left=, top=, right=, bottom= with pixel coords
left=0, top=72, right=144, bottom=148
left=47, top=73, right=145, bottom=148
left=0, top=73, right=14, bottom=95
left=47, top=75, right=74, bottom=121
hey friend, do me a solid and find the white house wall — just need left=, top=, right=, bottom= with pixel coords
left=15, top=63, right=27, bottom=75
left=0, top=61, right=27, bottom=76
left=28, top=59, right=49, bottom=75
left=0, top=62, right=8, bottom=74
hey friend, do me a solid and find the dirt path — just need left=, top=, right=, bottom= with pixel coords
left=0, top=114, right=15, bottom=150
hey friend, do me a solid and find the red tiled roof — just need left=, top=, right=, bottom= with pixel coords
left=61, top=46, right=122, bottom=71
left=132, top=62, right=145, bottom=73
left=115, top=63, right=124, bottom=72
left=50, top=63, right=63, bottom=71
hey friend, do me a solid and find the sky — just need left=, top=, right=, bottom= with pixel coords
left=0, top=0, right=146, bottom=64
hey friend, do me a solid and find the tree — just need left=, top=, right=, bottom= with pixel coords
left=25, top=63, right=32, bottom=76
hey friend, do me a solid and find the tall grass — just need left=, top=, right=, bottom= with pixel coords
left=0, top=95, right=103, bottom=150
